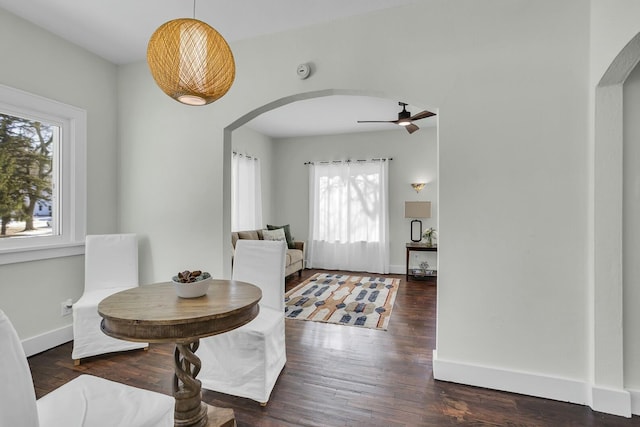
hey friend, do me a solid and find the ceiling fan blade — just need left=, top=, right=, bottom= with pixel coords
left=409, top=110, right=436, bottom=121
left=405, top=123, right=420, bottom=134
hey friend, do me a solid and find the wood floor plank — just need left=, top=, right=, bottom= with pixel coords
left=27, top=269, right=640, bottom=426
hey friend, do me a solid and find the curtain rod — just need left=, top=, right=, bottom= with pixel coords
left=304, top=157, right=392, bottom=165
left=232, top=151, right=258, bottom=160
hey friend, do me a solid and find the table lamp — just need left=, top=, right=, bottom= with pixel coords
left=405, top=201, right=431, bottom=242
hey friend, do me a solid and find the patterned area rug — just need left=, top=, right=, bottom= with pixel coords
left=284, top=273, right=400, bottom=330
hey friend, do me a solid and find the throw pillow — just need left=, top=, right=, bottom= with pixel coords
left=262, top=228, right=287, bottom=242
left=237, top=230, right=260, bottom=241
left=267, top=224, right=295, bottom=249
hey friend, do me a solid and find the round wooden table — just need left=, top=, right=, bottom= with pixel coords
left=98, top=280, right=261, bottom=427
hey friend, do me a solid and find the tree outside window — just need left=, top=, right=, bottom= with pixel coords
left=0, top=112, right=56, bottom=238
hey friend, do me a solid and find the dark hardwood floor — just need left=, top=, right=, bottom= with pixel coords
left=28, top=270, right=639, bottom=426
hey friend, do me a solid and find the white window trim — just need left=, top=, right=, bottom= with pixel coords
left=0, top=84, right=86, bottom=264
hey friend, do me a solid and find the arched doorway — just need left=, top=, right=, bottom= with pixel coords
left=221, top=89, right=437, bottom=279
left=592, top=32, right=640, bottom=417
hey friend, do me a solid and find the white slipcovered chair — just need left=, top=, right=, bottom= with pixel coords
left=72, top=234, right=148, bottom=364
left=198, top=239, right=287, bottom=405
left=0, top=309, right=174, bottom=427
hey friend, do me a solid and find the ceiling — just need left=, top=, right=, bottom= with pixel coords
left=246, top=96, right=435, bottom=138
left=0, top=0, right=435, bottom=137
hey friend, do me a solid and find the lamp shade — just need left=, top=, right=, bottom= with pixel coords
left=405, top=201, right=431, bottom=218
left=147, top=18, right=235, bottom=106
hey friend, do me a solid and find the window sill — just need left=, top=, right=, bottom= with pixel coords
left=0, top=242, right=85, bottom=265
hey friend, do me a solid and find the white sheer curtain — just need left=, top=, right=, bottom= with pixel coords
left=307, top=159, right=389, bottom=274
left=231, top=152, right=262, bottom=231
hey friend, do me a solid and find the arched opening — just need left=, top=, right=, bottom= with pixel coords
left=220, top=89, right=438, bottom=279
left=622, top=58, right=640, bottom=395
left=592, top=32, right=640, bottom=417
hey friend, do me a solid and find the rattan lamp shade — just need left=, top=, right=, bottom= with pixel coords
left=147, top=18, right=235, bottom=106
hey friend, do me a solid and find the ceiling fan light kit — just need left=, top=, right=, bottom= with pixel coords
left=357, top=101, right=435, bottom=134
left=147, top=17, right=235, bottom=106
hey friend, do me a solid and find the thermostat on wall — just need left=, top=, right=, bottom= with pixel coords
left=297, top=63, right=311, bottom=79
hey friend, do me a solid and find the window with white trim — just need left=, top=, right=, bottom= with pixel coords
left=0, top=84, right=86, bottom=264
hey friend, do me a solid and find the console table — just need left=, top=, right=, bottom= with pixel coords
left=406, top=242, right=438, bottom=282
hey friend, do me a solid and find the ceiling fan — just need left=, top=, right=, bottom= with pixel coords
left=357, top=102, right=436, bottom=134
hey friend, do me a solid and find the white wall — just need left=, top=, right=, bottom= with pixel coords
left=432, top=1, right=590, bottom=395
left=270, top=127, right=438, bottom=272
left=0, top=8, right=118, bottom=349
left=590, top=0, right=640, bottom=88
left=589, top=0, right=640, bottom=415
left=232, top=127, right=275, bottom=224
left=623, top=63, right=640, bottom=390
left=117, top=0, right=594, bottom=406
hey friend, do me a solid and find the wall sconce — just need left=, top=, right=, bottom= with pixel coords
left=411, top=183, right=426, bottom=193
left=405, top=201, right=432, bottom=242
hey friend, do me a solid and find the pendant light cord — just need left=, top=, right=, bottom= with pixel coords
left=193, top=0, right=196, bottom=19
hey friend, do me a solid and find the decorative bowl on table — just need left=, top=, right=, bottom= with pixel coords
left=171, top=270, right=212, bottom=298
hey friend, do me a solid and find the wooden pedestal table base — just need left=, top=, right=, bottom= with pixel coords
left=98, top=281, right=261, bottom=427
left=173, top=341, right=234, bottom=427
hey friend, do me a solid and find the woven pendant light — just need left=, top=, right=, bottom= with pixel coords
left=147, top=18, right=235, bottom=106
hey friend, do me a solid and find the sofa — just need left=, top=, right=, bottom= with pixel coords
left=231, top=229, right=305, bottom=278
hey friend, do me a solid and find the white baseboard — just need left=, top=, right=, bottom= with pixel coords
left=22, top=324, right=73, bottom=357
left=304, top=265, right=406, bottom=275
left=629, top=389, right=640, bottom=415
left=432, top=350, right=634, bottom=418
left=591, top=386, right=631, bottom=417
left=389, top=264, right=404, bottom=275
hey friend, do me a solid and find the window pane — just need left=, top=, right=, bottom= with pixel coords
left=313, top=162, right=382, bottom=243
left=0, top=112, right=58, bottom=239
left=0, top=83, right=86, bottom=265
